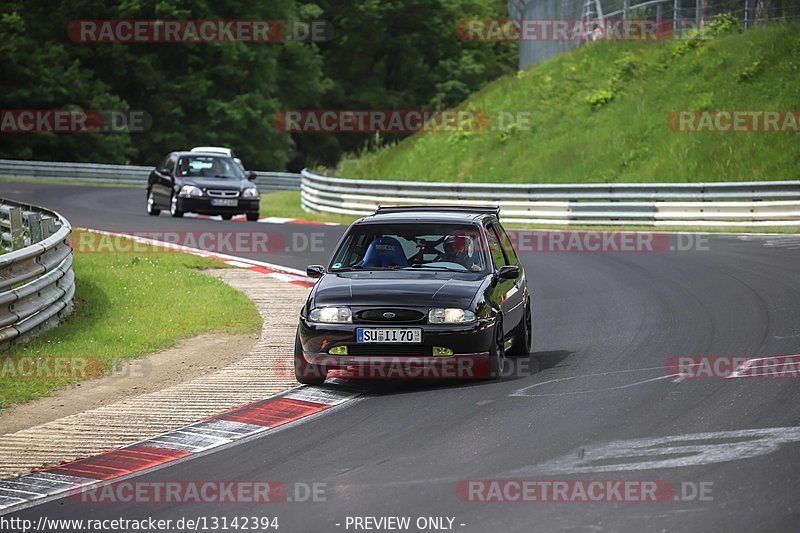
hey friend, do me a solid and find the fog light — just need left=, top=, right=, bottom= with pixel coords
left=328, top=345, right=348, bottom=355
left=433, top=346, right=453, bottom=357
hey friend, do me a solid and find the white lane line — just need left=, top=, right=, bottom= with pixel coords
left=224, top=260, right=255, bottom=268
left=510, top=366, right=681, bottom=397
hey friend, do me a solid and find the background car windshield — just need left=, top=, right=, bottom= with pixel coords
left=330, top=223, right=486, bottom=272
left=175, top=155, right=244, bottom=180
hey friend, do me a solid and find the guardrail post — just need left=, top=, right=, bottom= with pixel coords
left=24, top=212, right=43, bottom=243
left=8, top=207, right=24, bottom=251
left=40, top=215, right=56, bottom=238
left=744, top=0, right=752, bottom=29
left=695, top=0, right=702, bottom=28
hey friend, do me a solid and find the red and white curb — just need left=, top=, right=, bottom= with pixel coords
left=82, top=228, right=314, bottom=287
left=0, top=382, right=362, bottom=513
left=184, top=213, right=339, bottom=226
left=0, top=228, right=357, bottom=514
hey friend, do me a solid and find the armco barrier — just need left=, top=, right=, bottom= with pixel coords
left=300, top=170, right=800, bottom=228
left=0, top=159, right=300, bottom=191
left=0, top=198, right=75, bottom=352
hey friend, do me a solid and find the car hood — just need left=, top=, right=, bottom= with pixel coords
left=312, top=272, right=486, bottom=309
left=181, top=177, right=246, bottom=189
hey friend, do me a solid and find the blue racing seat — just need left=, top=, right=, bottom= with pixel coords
left=361, top=236, right=409, bottom=268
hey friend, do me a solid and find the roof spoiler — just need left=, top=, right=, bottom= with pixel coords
left=374, top=205, right=501, bottom=219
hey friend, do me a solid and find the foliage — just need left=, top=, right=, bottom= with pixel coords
left=0, top=0, right=515, bottom=171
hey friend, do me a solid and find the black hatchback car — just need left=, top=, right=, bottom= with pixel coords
left=295, top=206, right=531, bottom=384
left=146, top=151, right=260, bottom=221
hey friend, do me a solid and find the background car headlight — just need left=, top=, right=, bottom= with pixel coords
left=178, top=185, right=203, bottom=198
left=309, top=306, right=352, bottom=323
left=242, top=188, right=259, bottom=199
left=428, top=308, right=476, bottom=324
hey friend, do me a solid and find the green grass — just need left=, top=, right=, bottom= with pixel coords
left=0, top=230, right=262, bottom=408
left=341, top=22, right=800, bottom=184
left=260, top=191, right=360, bottom=224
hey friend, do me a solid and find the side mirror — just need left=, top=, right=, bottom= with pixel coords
left=306, top=265, right=326, bottom=278
left=246, top=171, right=257, bottom=181
left=497, top=265, right=520, bottom=280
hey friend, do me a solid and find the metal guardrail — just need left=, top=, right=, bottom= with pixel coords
left=301, top=170, right=800, bottom=227
left=0, top=159, right=300, bottom=191
left=0, top=198, right=75, bottom=352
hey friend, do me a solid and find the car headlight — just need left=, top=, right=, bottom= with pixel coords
left=428, top=308, right=476, bottom=324
left=308, top=306, right=352, bottom=323
left=242, top=188, right=259, bottom=199
left=178, top=185, right=203, bottom=198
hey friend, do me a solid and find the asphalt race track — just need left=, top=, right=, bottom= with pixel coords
left=3, top=182, right=800, bottom=532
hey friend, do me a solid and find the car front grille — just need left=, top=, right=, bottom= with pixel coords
left=207, top=189, right=240, bottom=198
left=347, top=344, right=432, bottom=356
left=355, top=309, right=426, bottom=324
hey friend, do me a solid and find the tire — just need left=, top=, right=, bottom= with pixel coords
left=146, top=189, right=160, bottom=216
left=246, top=212, right=259, bottom=222
left=221, top=214, right=233, bottom=221
left=294, top=330, right=327, bottom=385
left=169, top=193, right=184, bottom=218
left=509, top=298, right=532, bottom=357
left=486, top=316, right=508, bottom=379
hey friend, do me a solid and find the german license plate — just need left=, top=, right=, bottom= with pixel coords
left=357, top=328, right=422, bottom=344
left=211, top=199, right=238, bottom=207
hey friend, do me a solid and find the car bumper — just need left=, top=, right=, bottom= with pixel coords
left=176, top=197, right=260, bottom=214
left=298, top=316, right=496, bottom=379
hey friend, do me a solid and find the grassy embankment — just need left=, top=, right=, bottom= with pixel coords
left=0, top=230, right=261, bottom=407
left=341, top=21, right=799, bottom=183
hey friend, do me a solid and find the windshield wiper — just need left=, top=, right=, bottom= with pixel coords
left=405, top=264, right=465, bottom=272
left=332, top=265, right=404, bottom=272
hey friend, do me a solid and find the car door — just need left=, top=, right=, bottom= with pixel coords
left=485, top=221, right=523, bottom=338
left=495, top=222, right=526, bottom=329
left=153, top=154, right=177, bottom=206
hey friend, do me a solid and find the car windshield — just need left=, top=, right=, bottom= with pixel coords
left=329, top=223, right=487, bottom=273
left=175, top=155, right=244, bottom=180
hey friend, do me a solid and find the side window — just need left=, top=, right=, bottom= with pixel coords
left=496, top=224, right=518, bottom=264
left=485, top=224, right=508, bottom=268
left=160, top=155, right=176, bottom=174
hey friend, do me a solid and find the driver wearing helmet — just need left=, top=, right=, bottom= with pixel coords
left=441, top=234, right=477, bottom=269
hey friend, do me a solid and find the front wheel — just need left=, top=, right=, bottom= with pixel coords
left=221, top=214, right=233, bottom=221
left=294, top=331, right=327, bottom=385
left=246, top=212, right=259, bottom=222
left=146, top=189, right=160, bottom=216
left=509, top=299, right=531, bottom=357
left=486, top=316, right=508, bottom=379
left=169, top=194, right=184, bottom=218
